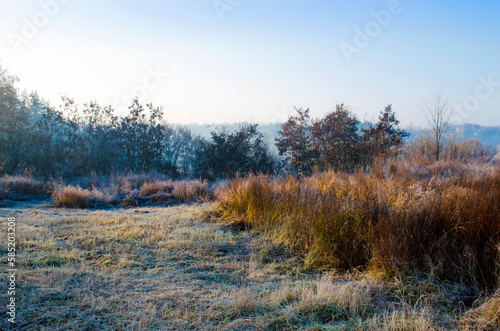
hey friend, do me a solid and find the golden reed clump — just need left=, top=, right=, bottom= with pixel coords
left=215, top=163, right=500, bottom=290
left=52, top=185, right=93, bottom=208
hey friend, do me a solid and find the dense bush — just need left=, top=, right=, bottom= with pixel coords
left=195, top=124, right=277, bottom=180
left=276, top=104, right=408, bottom=174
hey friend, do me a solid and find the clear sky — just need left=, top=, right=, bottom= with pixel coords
left=1, top=0, right=499, bottom=127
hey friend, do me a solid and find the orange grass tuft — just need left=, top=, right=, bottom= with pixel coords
left=52, top=185, right=92, bottom=208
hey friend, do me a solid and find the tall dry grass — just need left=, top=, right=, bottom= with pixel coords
left=51, top=176, right=210, bottom=208
left=52, top=185, right=94, bottom=208
left=462, top=290, right=500, bottom=330
left=172, top=179, right=209, bottom=202
left=139, top=180, right=174, bottom=196
left=0, top=175, right=46, bottom=196
left=215, top=163, right=500, bottom=291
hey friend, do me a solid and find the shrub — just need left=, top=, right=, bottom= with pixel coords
left=52, top=185, right=92, bottom=208
left=114, top=173, right=166, bottom=194
left=173, top=180, right=209, bottom=202
left=0, top=175, right=46, bottom=196
left=121, top=194, right=138, bottom=207
left=195, top=124, right=276, bottom=180
left=406, top=136, right=493, bottom=163
left=139, top=180, right=174, bottom=196
left=50, top=176, right=213, bottom=207
left=276, top=105, right=408, bottom=174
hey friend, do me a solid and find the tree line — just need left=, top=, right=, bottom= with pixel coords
left=1, top=65, right=411, bottom=180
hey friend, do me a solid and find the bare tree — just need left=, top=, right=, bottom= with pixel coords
left=420, top=89, right=451, bottom=161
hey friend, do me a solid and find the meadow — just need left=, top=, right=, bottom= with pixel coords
left=2, top=2, right=500, bottom=328
left=1, top=159, right=499, bottom=330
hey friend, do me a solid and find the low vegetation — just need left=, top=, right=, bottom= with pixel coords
left=0, top=172, right=211, bottom=208
left=0, top=175, right=48, bottom=204
left=216, top=161, right=500, bottom=292
left=52, top=185, right=94, bottom=208
left=51, top=175, right=210, bottom=208
left=2, top=202, right=499, bottom=330
left=0, top=175, right=46, bottom=195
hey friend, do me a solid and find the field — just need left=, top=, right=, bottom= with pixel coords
left=0, top=183, right=499, bottom=330
left=2, top=1, right=499, bottom=329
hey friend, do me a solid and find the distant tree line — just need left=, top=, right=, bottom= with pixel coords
left=0, top=65, right=276, bottom=180
left=2, top=65, right=492, bottom=181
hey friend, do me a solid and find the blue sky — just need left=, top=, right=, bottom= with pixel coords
left=1, top=0, right=499, bottom=126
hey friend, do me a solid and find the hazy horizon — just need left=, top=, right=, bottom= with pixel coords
left=1, top=0, right=499, bottom=127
